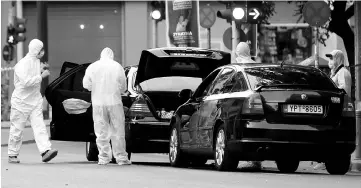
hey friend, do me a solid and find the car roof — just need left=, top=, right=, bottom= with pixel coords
left=225, top=63, right=321, bottom=72
left=145, top=47, right=230, bottom=58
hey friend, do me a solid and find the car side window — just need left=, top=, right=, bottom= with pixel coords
left=229, top=72, right=248, bottom=92
left=208, top=68, right=235, bottom=95
left=193, top=69, right=221, bottom=99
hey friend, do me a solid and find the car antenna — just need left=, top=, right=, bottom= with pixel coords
left=280, top=60, right=286, bottom=69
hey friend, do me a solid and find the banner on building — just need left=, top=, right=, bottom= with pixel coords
left=165, top=0, right=200, bottom=47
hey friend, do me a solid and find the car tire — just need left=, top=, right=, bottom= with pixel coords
left=86, top=142, right=99, bottom=162
left=214, top=124, right=238, bottom=171
left=276, top=160, right=300, bottom=173
left=169, top=126, right=188, bottom=167
left=85, top=141, right=131, bottom=163
left=325, top=156, right=351, bottom=175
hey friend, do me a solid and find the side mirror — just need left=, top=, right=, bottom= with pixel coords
left=178, top=89, right=193, bottom=100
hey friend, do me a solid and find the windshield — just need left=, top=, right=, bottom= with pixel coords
left=139, top=77, right=202, bottom=92
left=244, top=66, right=337, bottom=91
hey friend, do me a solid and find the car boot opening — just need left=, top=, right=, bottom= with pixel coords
left=143, top=91, right=185, bottom=118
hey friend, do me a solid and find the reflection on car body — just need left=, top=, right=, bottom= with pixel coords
left=169, top=63, right=355, bottom=175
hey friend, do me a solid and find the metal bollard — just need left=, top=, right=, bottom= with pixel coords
left=355, top=109, right=361, bottom=159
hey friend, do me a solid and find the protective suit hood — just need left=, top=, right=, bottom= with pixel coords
left=235, top=42, right=255, bottom=63
left=326, top=50, right=345, bottom=72
left=100, top=47, right=114, bottom=60
left=27, top=39, right=43, bottom=58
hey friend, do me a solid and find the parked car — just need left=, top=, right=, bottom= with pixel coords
left=168, top=63, right=355, bottom=175
left=45, top=47, right=231, bottom=161
left=125, top=48, right=231, bottom=154
left=45, top=62, right=137, bottom=161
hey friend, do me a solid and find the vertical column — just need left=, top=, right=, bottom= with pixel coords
left=152, top=20, right=158, bottom=48
left=231, top=20, right=239, bottom=62
left=354, top=1, right=361, bottom=159
left=16, top=0, right=24, bottom=60
left=120, top=1, right=126, bottom=66
left=37, top=1, right=49, bottom=119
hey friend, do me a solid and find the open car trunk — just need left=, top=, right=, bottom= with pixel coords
left=133, top=48, right=231, bottom=119
left=143, top=91, right=186, bottom=113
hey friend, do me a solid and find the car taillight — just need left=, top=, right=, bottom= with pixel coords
left=128, top=99, right=153, bottom=118
left=342, top=95, right=355, bottom=117
left=242, top=93, right=264, bottom=115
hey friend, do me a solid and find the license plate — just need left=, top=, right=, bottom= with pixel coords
left=284, top=104, right=323, bottom=114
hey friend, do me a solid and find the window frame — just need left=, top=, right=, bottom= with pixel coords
left=206, top=67, right=236, bottom=96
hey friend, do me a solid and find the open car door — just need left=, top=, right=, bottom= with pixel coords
left=60, top=61, right=79, bottom=75
left=45, top=62, right=95, bottom=142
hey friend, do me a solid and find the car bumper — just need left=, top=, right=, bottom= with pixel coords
left=227, top=139, right=355, bottom=161
left=228, top=120, right=356, bottom=161
left=127, top=120, right=170, bottom=153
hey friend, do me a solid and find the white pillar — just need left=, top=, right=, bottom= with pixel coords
left=16, top=0, right=24, bottom=60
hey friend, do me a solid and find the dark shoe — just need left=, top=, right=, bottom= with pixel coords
left=8, top=156, right=20, bottom=163
left=41, top=149, right=58, bottom=162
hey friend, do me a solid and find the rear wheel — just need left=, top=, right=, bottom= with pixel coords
left=276, top=160, right=300, bottom=173
left=325, top=156, right=351, bottom=175
left=214, top=125, right=238, bottom=171
left=169, top=127, right=188, bottom=167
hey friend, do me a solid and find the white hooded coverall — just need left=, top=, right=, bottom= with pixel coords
left=83, top=47, right=128, bottom=163
left=234, top=42, right=257, bottom=64
left=8, top=39, right=52, bottom=156
left=328, top=50, right=352, bottom=97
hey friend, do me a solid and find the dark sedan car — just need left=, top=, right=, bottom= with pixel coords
left=168, top=63, right=355, bottom=175
left=45, top=47, right=231, bottom=161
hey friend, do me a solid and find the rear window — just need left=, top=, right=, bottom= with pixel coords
left=244, top=66, right=337, bottom=91
left=140, top=77, right=202, bottom=92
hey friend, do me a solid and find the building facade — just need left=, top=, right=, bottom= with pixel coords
left=1, top=1, right=354, bottom=120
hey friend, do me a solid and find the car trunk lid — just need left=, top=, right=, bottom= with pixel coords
left=244, top=65, right=344, bottom=126
left=259, top=89, right=344, bottom=126
left=134, top=47, right=231, bottom=85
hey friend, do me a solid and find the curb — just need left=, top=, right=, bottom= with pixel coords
left=351, top=160, right=361, bottom=172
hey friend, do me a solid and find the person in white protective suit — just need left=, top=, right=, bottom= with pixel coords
left=313, top=49, right=352, bottom=170
left=234, top=42, right=257, bottom=64
left=327, top=50, right=352, bottom=96
left=234, top=42, right=262, bottom=170
left=83, top=47, right=131, bottom=165
left=8, top=39, right=58, bottom=163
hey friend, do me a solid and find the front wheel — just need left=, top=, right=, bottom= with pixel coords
left=169, top=127, right=188, bottom=167
left=214, top=125, right=238, bottom=171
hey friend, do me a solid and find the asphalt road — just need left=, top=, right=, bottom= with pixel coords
left=2, top=141, right=361, bottom=188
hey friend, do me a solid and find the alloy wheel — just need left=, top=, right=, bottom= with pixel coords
left=169, top=128, right=178, bottom=163
left=86, top=142, right=90, bottom=155
left=215, top=129, right=225, bottom=166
